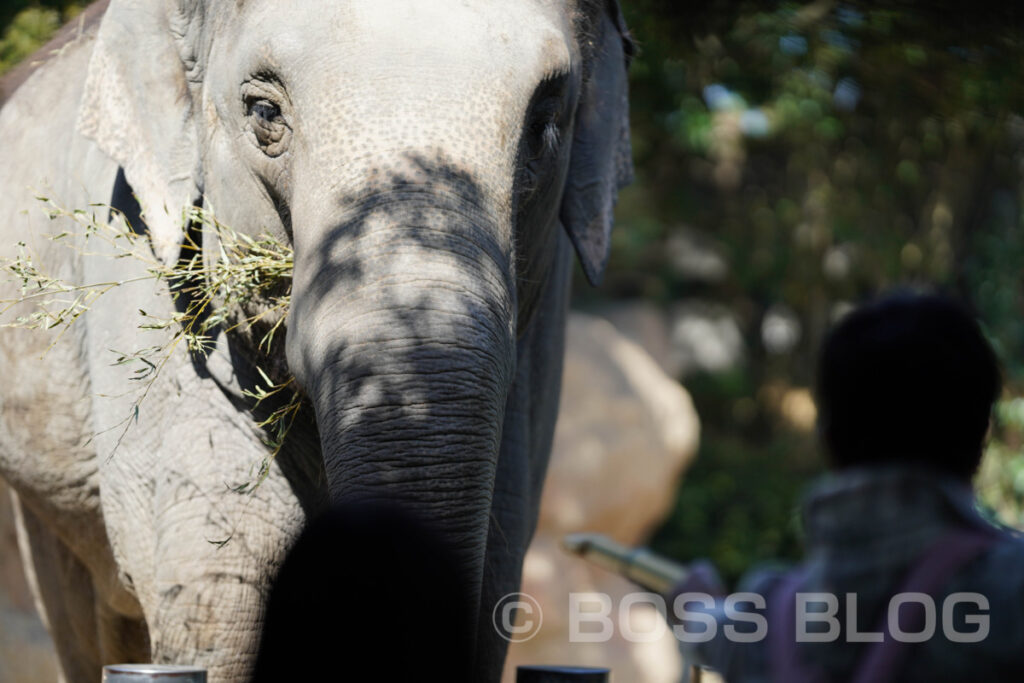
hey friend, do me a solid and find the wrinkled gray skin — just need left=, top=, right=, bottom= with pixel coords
left=0, top=0, right=631, bottom=680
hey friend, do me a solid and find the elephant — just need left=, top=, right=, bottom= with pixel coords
left=0, top=0, right=632, bottom=680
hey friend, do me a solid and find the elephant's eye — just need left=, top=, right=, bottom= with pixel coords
left=519, top=79, right=569, bottom=196
left=250, top=100, right=281, bottom=123
left=245, top=96, right=291, bottom=157
left=526, top=96, right=563, bottom=160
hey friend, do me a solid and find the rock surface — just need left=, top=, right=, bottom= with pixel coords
left=502, top=311, right=701, bottom=682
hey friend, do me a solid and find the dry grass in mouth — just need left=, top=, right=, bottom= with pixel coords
left=1, top=197, right=302, bottom=492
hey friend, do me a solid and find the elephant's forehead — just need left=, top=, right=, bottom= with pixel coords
left=238, top=0, right=575, bottom=77
left=224, top=0, right=578, bottom=205
left=352, top=0, right=571, bottom=53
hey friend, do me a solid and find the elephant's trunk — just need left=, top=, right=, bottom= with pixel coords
left=285, top=182, right=516, bottom=650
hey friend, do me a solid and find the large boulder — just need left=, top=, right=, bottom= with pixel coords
left=503, top=310, right=701, bottom=682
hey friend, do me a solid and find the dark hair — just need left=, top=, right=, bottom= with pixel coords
left=815, top=292, right=1001, bottom=479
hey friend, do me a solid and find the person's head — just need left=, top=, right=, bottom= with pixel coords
left=815, top=292, right=1001, bottom=480
left=252, top=502, right=473, bottom=682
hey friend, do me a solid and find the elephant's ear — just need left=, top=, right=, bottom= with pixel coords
left=77, top=0, right=203, bottom=264
left=560, top=0, right=634, bottom=287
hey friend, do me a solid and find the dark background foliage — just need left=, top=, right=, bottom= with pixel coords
left=0, top=2, right=82, bottom=73
left=3, top=1, right=1022, bottom=583
left=604, top=0, right=1024, bottom=580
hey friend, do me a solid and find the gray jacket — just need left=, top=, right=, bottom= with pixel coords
left=674, top=466, right=1024, bottom=682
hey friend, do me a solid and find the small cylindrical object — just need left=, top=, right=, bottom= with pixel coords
left=562, top=532, right=688, bottom=594
left=517, top=665, right=610, bottom=682
left=102, top=665, right=207, bottom=682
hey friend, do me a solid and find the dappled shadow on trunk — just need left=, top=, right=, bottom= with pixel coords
left=281, top=152, right=521, bottom=676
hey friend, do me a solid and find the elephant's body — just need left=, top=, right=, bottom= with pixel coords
left=0, top=1, right=630, bottom=681
left=0, top=20, right=313, bottom=680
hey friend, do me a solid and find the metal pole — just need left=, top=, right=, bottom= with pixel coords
left=102, top=665, right=207, bottom=682
left=516, top=665, right=611, bottom=682
left=561, top=533, right=689, bottom=594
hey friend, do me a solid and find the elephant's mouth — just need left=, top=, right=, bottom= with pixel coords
left=198, top=246, right=293, bottom=389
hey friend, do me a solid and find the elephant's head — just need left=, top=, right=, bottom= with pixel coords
left=78, top=0, right=631, bottom=670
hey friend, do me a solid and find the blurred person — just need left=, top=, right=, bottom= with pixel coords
left=252, top=502, right=473, bottom=682
left=665, top=292, right=1024, bottom=682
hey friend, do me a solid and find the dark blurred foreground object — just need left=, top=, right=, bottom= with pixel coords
left=660, top=293, right=1024, bottom=682
left=102, top=664, right=206, bottom=682
left=251, top=503, right=473, bottom=682
left=516, top=665, right=610, bottom=682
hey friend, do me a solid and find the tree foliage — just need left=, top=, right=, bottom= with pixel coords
left=0, top=3, right=82, bottom=74
left=598, top=1, right=1024, bottom=579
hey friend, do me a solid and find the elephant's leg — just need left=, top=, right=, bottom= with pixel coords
left=147, top=566, right=269, bottom=682
left=135, top=457, right=304, bottom=681
left=12, top=492, right=102, bottom=683
left=96, top=597, right=151, bottom=667
left=91, top=356, right=314, bottom=683
left=116, top=480, right=302, bottom=681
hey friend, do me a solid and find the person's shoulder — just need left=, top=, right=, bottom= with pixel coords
left=936, top=525, right=1024, bottom=602
left=736, top=560, right=795, bottom=597
left=976, top=530, right=1024, bottom=576
left=913, top=531, right=1024, bottom=680
left=944, top=529, right=1024, bottom=639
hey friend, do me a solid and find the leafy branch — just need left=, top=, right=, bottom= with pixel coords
left=0, top=198, right=302, bottom=490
